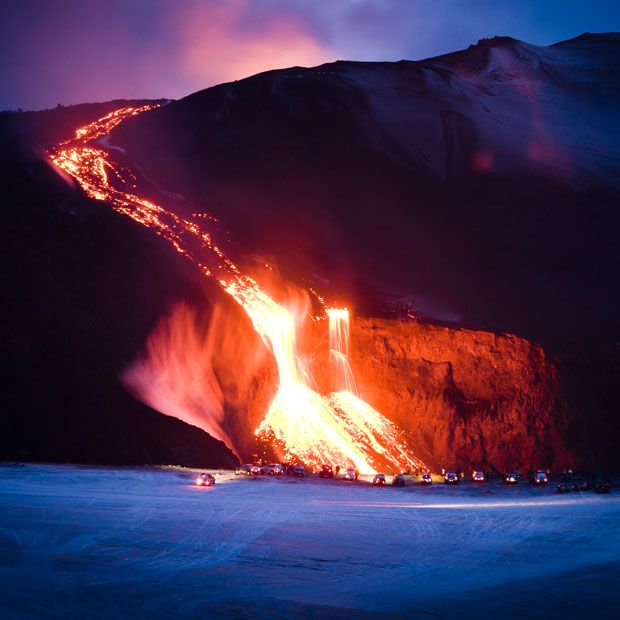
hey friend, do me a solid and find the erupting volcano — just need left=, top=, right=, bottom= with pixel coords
left=49, top=106, right=424, bottom=474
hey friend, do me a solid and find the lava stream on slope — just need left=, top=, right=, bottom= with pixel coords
left=49, top=105, right=424, bottom=474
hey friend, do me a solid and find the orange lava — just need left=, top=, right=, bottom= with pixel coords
left=48, top=106, right=424, bottom=474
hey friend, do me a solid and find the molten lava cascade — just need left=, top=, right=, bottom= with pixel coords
left=49, top=106, right=424, bottom=474
left=327, top=308, right=357, bottom=393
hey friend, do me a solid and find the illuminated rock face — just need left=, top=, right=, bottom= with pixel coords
left=302, top=318, right=573, bottom=472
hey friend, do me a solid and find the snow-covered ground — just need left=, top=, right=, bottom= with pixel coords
left=0, top=464, right=618, bottom=619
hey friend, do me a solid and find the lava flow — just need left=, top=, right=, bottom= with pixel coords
left=327, top=308, right=357, bottom=393
left=49, top=105, right=424, bottom=474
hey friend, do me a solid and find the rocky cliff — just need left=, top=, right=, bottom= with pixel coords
left=301, top=317, right=618, bottom=472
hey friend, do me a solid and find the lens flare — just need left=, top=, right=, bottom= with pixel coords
left=48, top=106, right=425, bottom=474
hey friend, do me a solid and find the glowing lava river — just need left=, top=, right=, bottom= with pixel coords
left=49, top=105, right=424, bottom=474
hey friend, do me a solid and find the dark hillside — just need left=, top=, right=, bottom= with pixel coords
left=1, top=108, right=237, bottom=467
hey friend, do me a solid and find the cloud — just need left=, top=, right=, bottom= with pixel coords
left=171, top=0, right=335, bottom=88
left=3, top=0, right=620, bottom=110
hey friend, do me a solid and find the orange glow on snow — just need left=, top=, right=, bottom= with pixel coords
left=48, top=106, right=425, bottom=474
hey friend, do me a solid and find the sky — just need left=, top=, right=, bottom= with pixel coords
left=1, top=0, right=620, bottom=111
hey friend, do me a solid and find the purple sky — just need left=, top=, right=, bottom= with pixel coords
left=2, top=0, right=620, bottom=111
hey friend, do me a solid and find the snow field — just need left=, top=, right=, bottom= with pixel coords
left=0, top=464, right=618, bottom=619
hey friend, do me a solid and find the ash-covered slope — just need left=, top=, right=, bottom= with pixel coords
left=113, top=33, right=620, bottom=348
left=1, top=103, right=238, bottom=467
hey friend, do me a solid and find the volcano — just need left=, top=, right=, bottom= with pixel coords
left=2, top=34, right=620, bottom=471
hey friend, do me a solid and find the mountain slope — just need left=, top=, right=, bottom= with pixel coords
left=1, top=103, right=238, bottom=467
left=113, top=33, right=620, bottom=348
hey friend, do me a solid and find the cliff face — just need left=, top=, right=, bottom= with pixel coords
left=302, top=318, right=576, bottom=472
